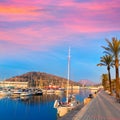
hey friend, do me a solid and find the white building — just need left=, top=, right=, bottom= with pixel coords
left=0, top=81, right=28, bottom=88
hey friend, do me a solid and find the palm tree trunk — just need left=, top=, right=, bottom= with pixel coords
left=108, top=68, right=112, bottom=95
left=115, top=59, right=120, bottom=98
left=108, top=71, right=112, bottom=95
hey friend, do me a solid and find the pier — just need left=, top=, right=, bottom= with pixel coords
left=59, top=90, right=120, bottom=120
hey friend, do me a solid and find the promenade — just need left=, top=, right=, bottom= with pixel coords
left=73, top=90, right=120, bottom=120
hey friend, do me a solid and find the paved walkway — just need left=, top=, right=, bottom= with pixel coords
left=73, top=91, right=120, bottom=120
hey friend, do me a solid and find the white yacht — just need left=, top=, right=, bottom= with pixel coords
left=54, top=48, right=80, bottom=117
left=20, top=89, right=32, bottom=96
left=12, top=89, right=23, bottom=97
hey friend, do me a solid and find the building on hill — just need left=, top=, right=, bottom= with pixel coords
left=0, top=81, right=28, bottom=88
left=1, top=72, right=81, bottom=89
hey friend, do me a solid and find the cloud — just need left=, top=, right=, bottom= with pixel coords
left=0, top=0, right=120, bottom=53
left=0, top=0, right=120, bottom=82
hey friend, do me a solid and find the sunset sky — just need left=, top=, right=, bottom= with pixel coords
left=0, top=0, right=120, bottom=83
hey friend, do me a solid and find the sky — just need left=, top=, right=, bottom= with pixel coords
left=0, top=0, right=120, bottom=83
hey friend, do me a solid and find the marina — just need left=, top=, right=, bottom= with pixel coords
left=0, top=89, right=90, bottom=120
left=0, top=0, right=119, bottom=120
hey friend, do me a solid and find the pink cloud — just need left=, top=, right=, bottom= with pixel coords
left=0, top=26, right=68, bottom=52
left=0, top=0, right=120, bottom=53
left=0, top=5, right=47, bottom=22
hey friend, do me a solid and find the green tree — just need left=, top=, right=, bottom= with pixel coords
left=102, top=38, right=120, bottom=98
left=101, top=74, right=109, bottom=90
left=97, top=55, right=114, bottom=94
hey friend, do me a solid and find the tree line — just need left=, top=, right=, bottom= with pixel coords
left=97, top=37, right=120, bottom=98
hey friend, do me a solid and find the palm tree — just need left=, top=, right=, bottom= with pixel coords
left=101, top=74, right=109, bottom=91
left=102, top=37, right=120, bottom=98
left=97, top=55, right=114, bottom=94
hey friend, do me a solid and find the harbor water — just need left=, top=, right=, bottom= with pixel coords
left=0, top=89, right=90, bottom=120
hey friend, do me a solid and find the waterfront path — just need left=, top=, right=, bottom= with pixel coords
left=73, top=90, right=120, bottom=120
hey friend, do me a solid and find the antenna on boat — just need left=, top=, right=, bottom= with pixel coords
left=66, top=47, right=70, bottom=103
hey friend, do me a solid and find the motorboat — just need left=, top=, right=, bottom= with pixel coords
left=20, top=89, right=32, bottom=96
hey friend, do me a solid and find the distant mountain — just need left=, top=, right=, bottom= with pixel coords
left=78, top=80, right=96, bottom=86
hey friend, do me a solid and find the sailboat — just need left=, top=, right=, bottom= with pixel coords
left=54, top=48, right=80, bottom=117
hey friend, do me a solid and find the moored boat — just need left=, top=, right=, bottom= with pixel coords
left=0, top=90, right=8, bottom=96
left=54, top=94, right=80, bottom=117
left=11, top=89, right=23, bottom=97
left=20, top=89, right=32, bottom=96
left=34, top=89, right=43, bottom=95
left=55, top=88, right=65, bottom=95
left=46, top=89, right=55, bottom=94
left=0, top=88, right=12, bottom=96
left=53, top=48, right=80, bottom=117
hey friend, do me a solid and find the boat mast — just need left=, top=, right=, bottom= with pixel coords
left=66, top=47, right=70, bottom=103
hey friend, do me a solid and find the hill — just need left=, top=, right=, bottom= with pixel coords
left=5, top=71, right=81, bottom=88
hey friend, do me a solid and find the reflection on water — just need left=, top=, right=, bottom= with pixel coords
left=0, top=95, right=58, bottom=120
left=0, top=89, right=90, bottom=120
left=19, top=94, right=64, bottom=105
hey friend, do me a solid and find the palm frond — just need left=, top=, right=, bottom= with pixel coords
left=103, top=38, right=120, bottom=59
left=97, top=55, right=114, bottom=67
left=97, top=63, right=105, bottom=66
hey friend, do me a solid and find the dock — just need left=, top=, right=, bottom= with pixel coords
left=57, top=103, right=84, bottom=120
left=58, top=90, right=120, bottom=120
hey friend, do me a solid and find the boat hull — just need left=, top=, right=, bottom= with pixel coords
left=56, top=101, right=80, bottom=117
